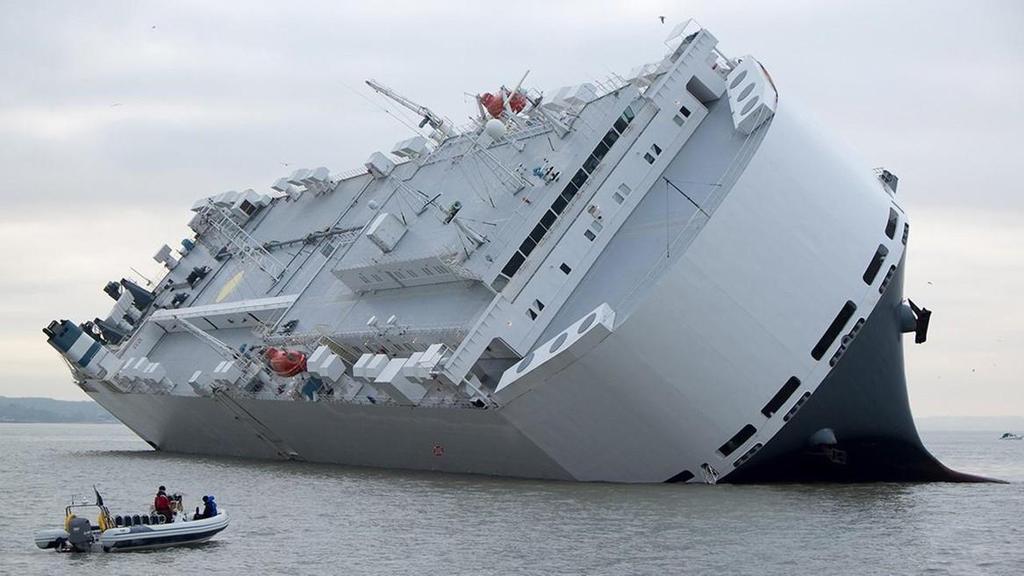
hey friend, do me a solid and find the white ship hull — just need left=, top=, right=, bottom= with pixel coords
left=49, top=22, right=981, bottom=483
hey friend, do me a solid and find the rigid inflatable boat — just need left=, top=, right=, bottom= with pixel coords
left=35, top=493, right=228, bottom=552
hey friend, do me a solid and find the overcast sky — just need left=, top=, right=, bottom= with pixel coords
left=1, top=1, right=1021, bottom=418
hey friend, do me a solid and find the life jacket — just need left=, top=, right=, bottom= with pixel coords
left=154, top=493, right=170, bottom=512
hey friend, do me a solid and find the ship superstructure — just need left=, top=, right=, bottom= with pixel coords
left=45, top=21, right=974, bottom=483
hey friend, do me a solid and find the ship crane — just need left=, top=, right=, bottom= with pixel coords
left=365, top=79, right=455, bottom=142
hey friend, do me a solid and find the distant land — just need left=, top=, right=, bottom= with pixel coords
left=915, top=415, right=1024, bottom=432
left=0, top=396, right=115, bottom=423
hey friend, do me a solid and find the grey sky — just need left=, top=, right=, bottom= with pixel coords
left=1, top=1, right=1021, bottom=417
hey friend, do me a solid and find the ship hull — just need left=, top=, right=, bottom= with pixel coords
left=725, top=255, right=987, bottom=482
left=80, top=101, right=984, bottom=484
left=84, top=256, right=976, bottom=483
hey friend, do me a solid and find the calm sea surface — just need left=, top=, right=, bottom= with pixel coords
left=1, top=423, right=1021, bottom=575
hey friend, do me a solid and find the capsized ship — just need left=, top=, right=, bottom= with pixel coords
left=45, top=21, right=978, bottom=483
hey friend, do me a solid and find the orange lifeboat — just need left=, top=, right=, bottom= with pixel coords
left=265, top=347, right=307, bottom=377
left=480, top=91, right=528, bottom=119
left=508, top=92, right=527, bottom=113
left=480, top=92, right=504, bottom=119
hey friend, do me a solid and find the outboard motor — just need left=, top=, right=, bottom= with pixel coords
left=66, top=516, right=94, bottom=552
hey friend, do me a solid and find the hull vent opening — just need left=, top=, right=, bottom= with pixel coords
left=812, top=301, right=857, bottom=360
left=885, top=208, right=899, bottom=239
left=862, top=244, right=889, bottom=285
left=733, top=443, right=764, bottom=468
left=783, top=391, right=813, bottom=422
left=666, top=469, right=695, bottom=483
left=761, top=377, right=801, bottom=418
left=718, top=424, right=757, bottom=457
left=879, top=265, right=898, bottom=294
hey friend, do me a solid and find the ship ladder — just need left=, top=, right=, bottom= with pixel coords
left=212, top=389, right=301, bottom=461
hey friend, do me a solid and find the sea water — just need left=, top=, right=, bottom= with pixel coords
left=1, top=424, right=1021, bottom=575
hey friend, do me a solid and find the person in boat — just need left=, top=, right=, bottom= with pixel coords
left=193, top=495, right=218, bottom=520
left=203, top=495, right=217, bottom=518
left=154, top=485, right=174, bottom=521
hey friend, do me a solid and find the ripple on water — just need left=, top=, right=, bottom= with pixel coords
left=2, top=424, right=1022, bottom=575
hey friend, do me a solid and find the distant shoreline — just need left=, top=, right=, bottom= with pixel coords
left=0, top=396, right=115, bottom=424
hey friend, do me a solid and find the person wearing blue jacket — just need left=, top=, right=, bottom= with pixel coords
left=194, top=495, right=218, bottom=520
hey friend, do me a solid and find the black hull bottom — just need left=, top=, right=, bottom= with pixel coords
left=727, top=256, right=995, bottom=484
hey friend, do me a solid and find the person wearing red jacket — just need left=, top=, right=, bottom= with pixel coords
left=154, top=485, right=173, bottom=521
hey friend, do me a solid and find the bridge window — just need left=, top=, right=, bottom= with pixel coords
left=501, top=251, right=525, bottom=278
left=529, top=224, right=547, bottom=243
left=571, top=169, right=588, bottom=188
left=518, top=237, right=536, bottom=257
left=494, top=105, right=637, bottom=288
left=551, top=195, right=568, bottom=215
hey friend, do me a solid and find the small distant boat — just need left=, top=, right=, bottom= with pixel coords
left=1000, top=432, right=1023, bottom=440
left=35, top=489, right=228, bottom=552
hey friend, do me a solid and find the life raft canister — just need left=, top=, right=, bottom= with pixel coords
left=265, top=347, right=307, bottom=377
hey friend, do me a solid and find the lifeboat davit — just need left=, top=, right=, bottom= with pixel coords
left=265, top=347, right=307, bottom=377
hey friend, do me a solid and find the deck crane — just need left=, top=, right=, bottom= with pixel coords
left=365, top=79, right=456, bottom=143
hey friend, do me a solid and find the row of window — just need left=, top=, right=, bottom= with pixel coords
left=497, top=105, right=637, bottom=284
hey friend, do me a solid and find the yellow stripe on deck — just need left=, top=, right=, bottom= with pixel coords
left=216, top=270, right=245, bottom=303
